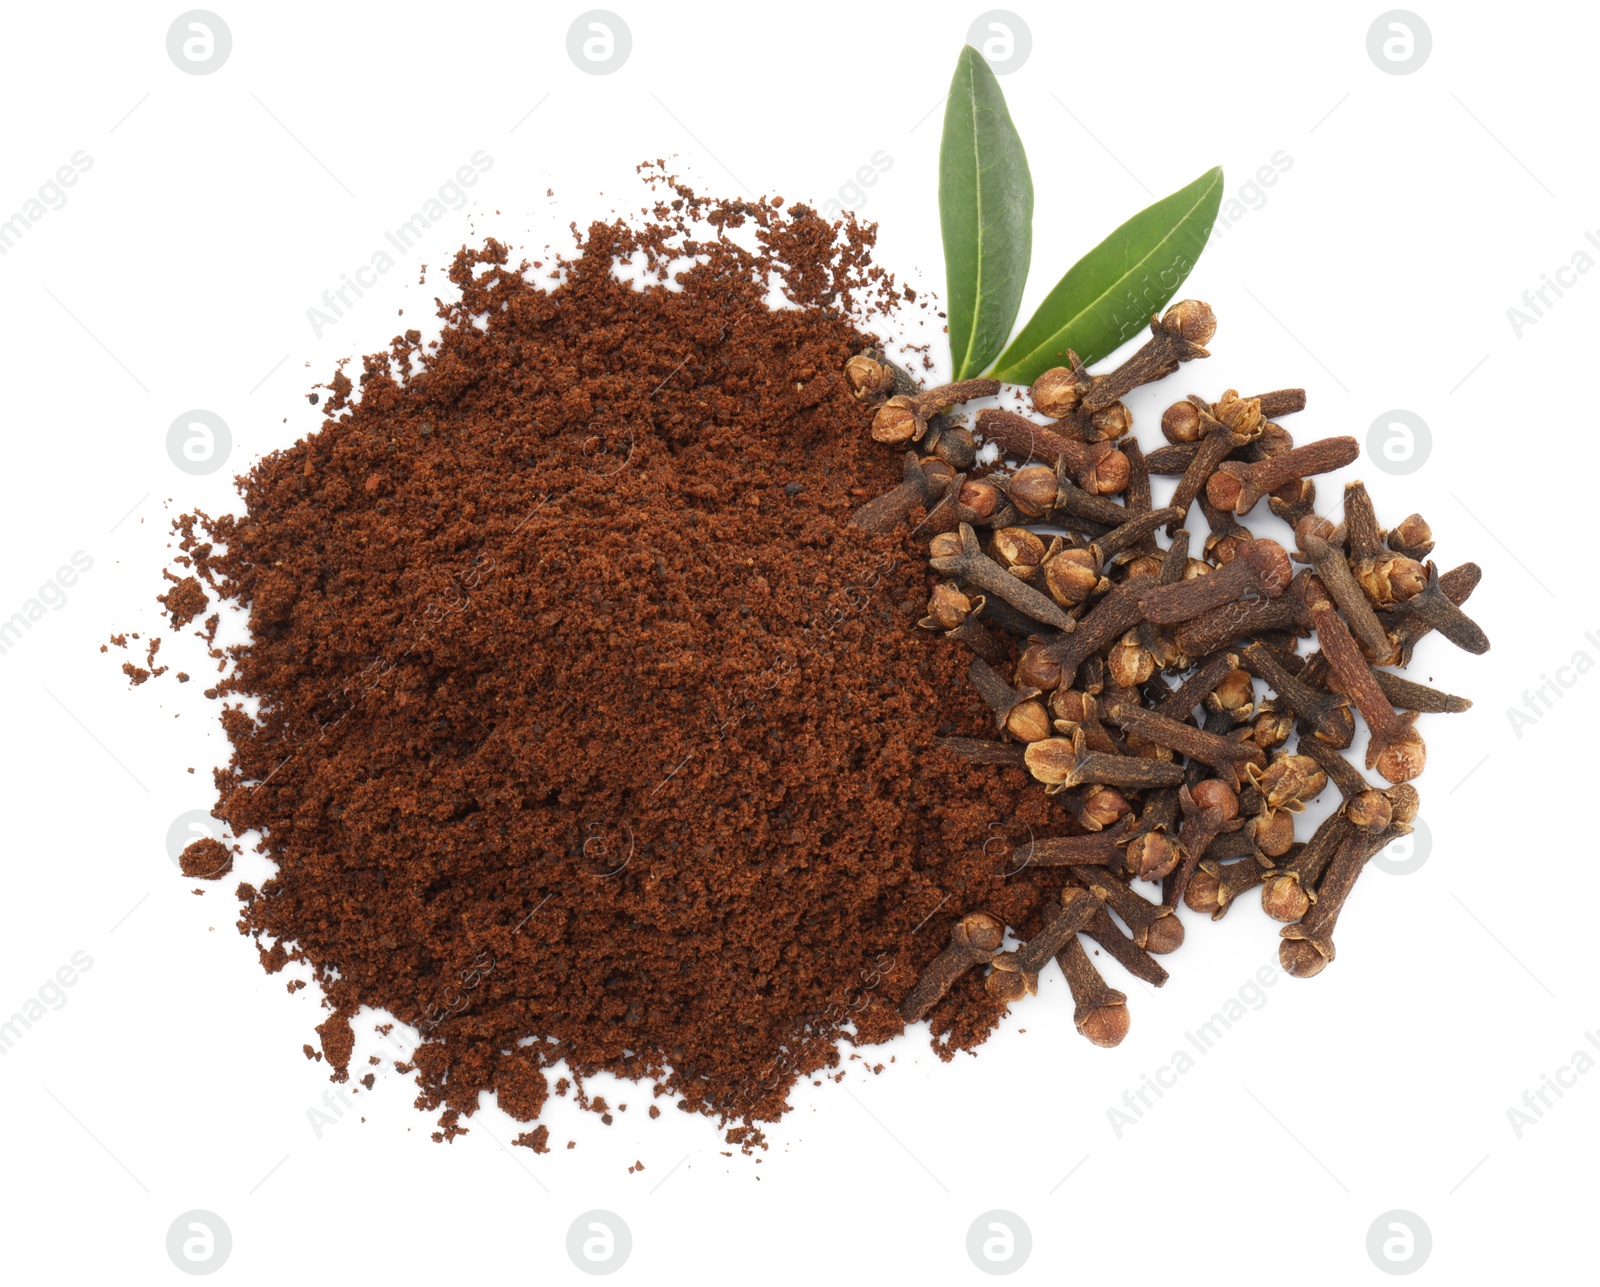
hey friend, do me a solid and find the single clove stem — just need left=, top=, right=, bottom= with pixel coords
left=1013, top=822, right=1135, bottom=868
left=1188, top=851, right=1283, bottom=920
left=1024, top=730, right=1188, bottom=794
left=1139, top=540, right=1293, bottom=625
left=1075, top=868, right=1185, bottom=954
left=1167, top=420, right=1246, bottom=533
left=1164, top=782, right=1244, bottom=910
left=1033, top=579, right=1150, bottom=688
left=1306, top=580, right=1425, bottom=783
left=1293, top=730, right=1372, bottom=799
left=1404, top=562, right=1490, bottom=655
left=936, top=737, right=1027, bottom=767
left=850, top=453, right=955, bottom=533
left=1260, top=811, right=1354, bottom=922
left=976, top=407, right=1127, bottom=494
left=1057, top=934, right=1130, bottom=1047
left=967, top=657, right=1044, bottom=740
left=1238, top=640, right=1354, bottom=747
left=987, top=887, right=1105, bottom=997
left=1154, top=650, right=1240, bottom=721
left=1092, top=507, right=1185, bottom=566
left=1081, top=302, right=1216, bottom=412
left=1371, top=667, right=1471, bottom=714
left=871, top=379, right=1002, bottom=445
left=1279, top=823, right=1412, bottom=977
left=898, top=912, right=1006, bottom=1021
left=1341, top=481, right=1384, bottom=563
left=929, top=523, right=1078, bottom=631
left=1206, top=437, right=1361, bottom=516
left=1173, top=570, right=1314, bottom=657
left=1102, top=699, right=1267, bottom=781
left=1255, top=389, right=1307, bottom=419
left=1083, top=906, right=1168, bottom=987
left=1302, top=531, right=1395, bottom=662
left=1382, top=561, right=1480, bottom=666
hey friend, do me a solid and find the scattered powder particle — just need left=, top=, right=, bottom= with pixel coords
left=179, top=837, right=232, bottom=879
left=514, top=1125, right=551, bottom=1153
left=158, top=575, right=209, bottom=629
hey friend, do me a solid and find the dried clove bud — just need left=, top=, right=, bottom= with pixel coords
left=899, top=912, right=1007, bottom=1021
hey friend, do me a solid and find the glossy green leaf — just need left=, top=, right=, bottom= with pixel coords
left=940, top=45, right=1033, bottom=381
left=990, top=166, right=1224, bottom=384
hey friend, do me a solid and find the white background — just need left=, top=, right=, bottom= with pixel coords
left=0, top=1, right=1592, bottom=1282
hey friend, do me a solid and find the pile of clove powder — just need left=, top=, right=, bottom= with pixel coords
left=846, top=301, right=1487, bottom=1046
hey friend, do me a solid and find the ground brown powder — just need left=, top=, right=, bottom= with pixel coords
left=165, top=178, right=1061, bottom=1146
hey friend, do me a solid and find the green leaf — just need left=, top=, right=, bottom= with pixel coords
left=940, top=45, right=1033, bottom=381
left=990, top=166, right=1225, bottom=384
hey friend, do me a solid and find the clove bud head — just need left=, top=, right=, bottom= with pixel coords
left=1077, top=1000, right=1130, bottom=1049
left=1184, top=868, right=1224, bottom=915
left=1126, top=830, right=1179, bottom=882
left=1373, top=725, right=1426, bottom=785
left=870, top=395, right=920, bottom=444
left=1030, top=366, right=1085, bottom=418
left=953, top=912, right=1006, bottom=953
left=1278, top=935, right=1330, bottom=978
left=1345, top=789, right=1393, bottom=834
left=1142, top=912, right=1185, bottom=955
left=1008, top=464, right=1060, bottom=517
left=1163, top=299, right=1217, bottom=346
left=845, top=354, right=894, bottom=400
left=1162, top=400, right=1205, bottom=444
left=1260, top=872, right=1311, bottom=923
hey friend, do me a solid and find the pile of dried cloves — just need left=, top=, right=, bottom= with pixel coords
left=845, top=302, right=1488, bottom=1048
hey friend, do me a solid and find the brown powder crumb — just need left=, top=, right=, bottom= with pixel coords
left=316, top=1009, right=355, bottom=1082
left=514, top=1125, right=551, bottom=1153
left=177, top=672, right=191, bottom=683
left=148, top=171, right=1048, bottom=1150
left=628, top=1160, right=645, bottom=1173
left=107, top=633, right=127, bottom=649
left=303, top=1044, right=318, bottom=1061
left=361, top=1073, right=376, bottom=1090
left=121, top=663, right=150, bottom=686
left=566, top=1141, right=576, bottom=1150
left=179, top=837, right=232, bottom=879
left=648, top=1105, right=660, bottom=1120
left=159, top=575, right=209, bottom=629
